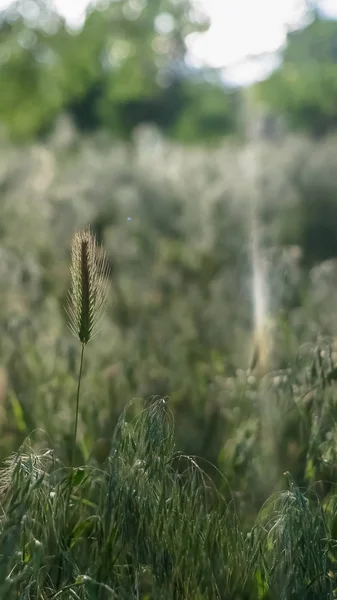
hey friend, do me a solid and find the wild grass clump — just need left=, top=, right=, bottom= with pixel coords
left=0, top=399, right=249, bottom=599
left=2, top=399, right=337, bottom=599
left=251, top=475, right=335, bottom=599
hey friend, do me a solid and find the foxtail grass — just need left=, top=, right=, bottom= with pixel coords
left=65, top=227, right=110, bottom=465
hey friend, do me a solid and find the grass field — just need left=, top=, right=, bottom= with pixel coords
left=2, top=123, right=337, bottom=597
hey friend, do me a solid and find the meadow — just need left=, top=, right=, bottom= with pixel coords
left=2, top=120, right=337, bottom=597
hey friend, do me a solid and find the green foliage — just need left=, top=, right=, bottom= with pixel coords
left=256, top=15, right=337, bottom=136
left=3, top=125, right=337, bottom=595
left=3, top=393, right=337, bottom=598
left=252, top=477, right=334, bottom=599
left=172, top=76, right=238, bottom=143
left=3, top=123, right=337, bottom=468
left=0, top=400, right=248, bottom=599
left=0, top=0, right=238, bottom=142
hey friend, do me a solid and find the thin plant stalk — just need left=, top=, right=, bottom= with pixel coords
left=71, top=343, right=85, bottom=466
left=65, top=227, right=110, bottom=466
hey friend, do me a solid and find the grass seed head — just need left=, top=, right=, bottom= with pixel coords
left=66, top=227, right=110, bottom=345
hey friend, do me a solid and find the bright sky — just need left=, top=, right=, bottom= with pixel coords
left=1, top=0, right=337, bottom=85
left=191, top=0, right=337, bottom=84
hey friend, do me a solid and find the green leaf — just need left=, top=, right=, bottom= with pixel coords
left=72, top=467, right=87, bottom=487
left=9, top=390, right=26, bottom=433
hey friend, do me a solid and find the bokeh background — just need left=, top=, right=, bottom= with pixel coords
left=2, top=0, right=337, bottom=516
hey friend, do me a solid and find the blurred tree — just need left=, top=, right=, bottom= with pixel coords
left=256, top=14, right=337, bottom=136
left=0, top=2, right=62, bottom=138
left=171, top=71, right=239, bottom=143
left=0, top=0, right=239, bottom=142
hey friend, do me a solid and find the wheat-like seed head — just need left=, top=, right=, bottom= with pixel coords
left=65, top=228, right=110, bottom=345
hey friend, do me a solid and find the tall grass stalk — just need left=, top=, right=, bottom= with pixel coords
left=65, top=228, right=110, bottom=464
left=72, top=343, right=84, bottom=466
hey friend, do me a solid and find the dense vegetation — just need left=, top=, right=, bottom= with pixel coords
left=1, top=123, right=337, bottom=596
left=3, top=0, right=337, bottom=597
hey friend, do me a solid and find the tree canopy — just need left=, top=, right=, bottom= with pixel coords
left=256, top=14, right=337, bottom=136
left=0, top=0, right=239, bottom=142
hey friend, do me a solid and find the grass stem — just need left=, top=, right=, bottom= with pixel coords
left=71, top=343, right=85, bottom=466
